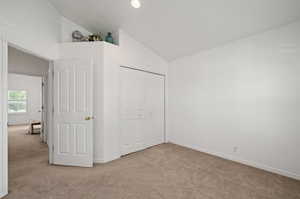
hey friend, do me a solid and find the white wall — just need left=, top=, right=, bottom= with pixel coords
left=0, top=0, right=93, bottom=61
left=8, top=47, right=49, bottom=76
left=8, top=74, right=42, bottom=125
left=0, top=0, right=61, bottom=60
left=169, top=21, right=300, bottom=180
left=118, top=29, right=168, bottom=74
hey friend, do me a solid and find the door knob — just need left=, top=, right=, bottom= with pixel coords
left=85, top=116, right=94, bottom=121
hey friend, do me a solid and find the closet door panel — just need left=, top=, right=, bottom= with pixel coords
left=120, top=67, right=165, bottom=156
left=144, top=72, right=165, bottom=147
left=120, top=67, right=145, bottom=155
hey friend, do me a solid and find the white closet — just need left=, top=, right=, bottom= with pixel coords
left=120, top=67, right=165, bottom=155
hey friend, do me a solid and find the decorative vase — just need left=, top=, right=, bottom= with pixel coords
left=105, top=32, right=114, bottom=44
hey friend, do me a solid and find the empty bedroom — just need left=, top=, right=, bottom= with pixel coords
left=0, top=0, right=299, bottom=199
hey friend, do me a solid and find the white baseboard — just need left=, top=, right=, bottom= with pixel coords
left=170, top=141, right=300, bottom=181
left=0, top=191, right=8, bottom=198
left=93, top=158, right=104, bottom=164
left=8, top=122, right=28, bottom=126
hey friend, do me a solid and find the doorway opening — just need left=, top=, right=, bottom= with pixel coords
left=7, top=45, right=50, bottom=194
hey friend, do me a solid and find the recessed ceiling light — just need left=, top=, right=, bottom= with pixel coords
left=131, top=0, right=141, bottom=8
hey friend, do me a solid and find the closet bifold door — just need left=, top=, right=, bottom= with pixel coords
left=0, top=37, right=8, bottom=198
left=120, top=66, right=165, bottom=156
left=142, top=71, right=165, bottom=149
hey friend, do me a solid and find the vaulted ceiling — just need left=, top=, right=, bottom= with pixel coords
left=49, top=0, right=300, bottom=61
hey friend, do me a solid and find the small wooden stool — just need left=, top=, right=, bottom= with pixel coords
left=29, top=121, right=41, bottom=134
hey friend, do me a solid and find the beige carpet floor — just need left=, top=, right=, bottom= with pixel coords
left=5, top=125, right=300, bottom=199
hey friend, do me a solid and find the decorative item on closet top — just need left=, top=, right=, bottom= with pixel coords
left=72, top=30, right=89, bottom=42
left=88, top=33, right=103, bottom=42
left=72, top=31, right=117, bottom=44
left=105, top=32, right=114, bottom=44
left=72, top=30, right=84, bottom=42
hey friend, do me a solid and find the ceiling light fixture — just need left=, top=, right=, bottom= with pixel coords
left=131, top=0, right=141, bottom=8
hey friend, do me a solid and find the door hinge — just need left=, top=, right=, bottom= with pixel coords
left=52, top=145, right=54, bottom=152
left=52, top=107, right=54, bottom=113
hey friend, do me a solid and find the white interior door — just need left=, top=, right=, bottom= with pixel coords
left=53, top=59, right=93, bottom=167
left=120, top=67, right=165, bottom=156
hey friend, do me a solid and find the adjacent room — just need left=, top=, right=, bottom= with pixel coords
left=0, top=0, right=299, bottom=199
left=6, top=46, right=50, bottom=197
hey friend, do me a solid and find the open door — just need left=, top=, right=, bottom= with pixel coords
left=53, top=59, right=94, bottom=167
left=41, top=76, right=47, bottom=143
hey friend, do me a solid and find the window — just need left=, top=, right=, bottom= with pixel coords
left=8, top=90, right=27, bottom=114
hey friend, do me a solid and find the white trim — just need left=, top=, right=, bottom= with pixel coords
left=0, top=192, right=7, bottom=199
left=102, top=154, right=121, bottom=164
left=170, top=142, right=300, bottom=181
left=164, top=74, right=168, bottom=143
left=7, top=112, right=27, bottom=115
left=42, top=75, right=49, bottom=144
left=93, top=158, right=104, bottom=164
left=0, top=36, right=8, bottom=198
left=47, top=62, right=54, bottom=164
